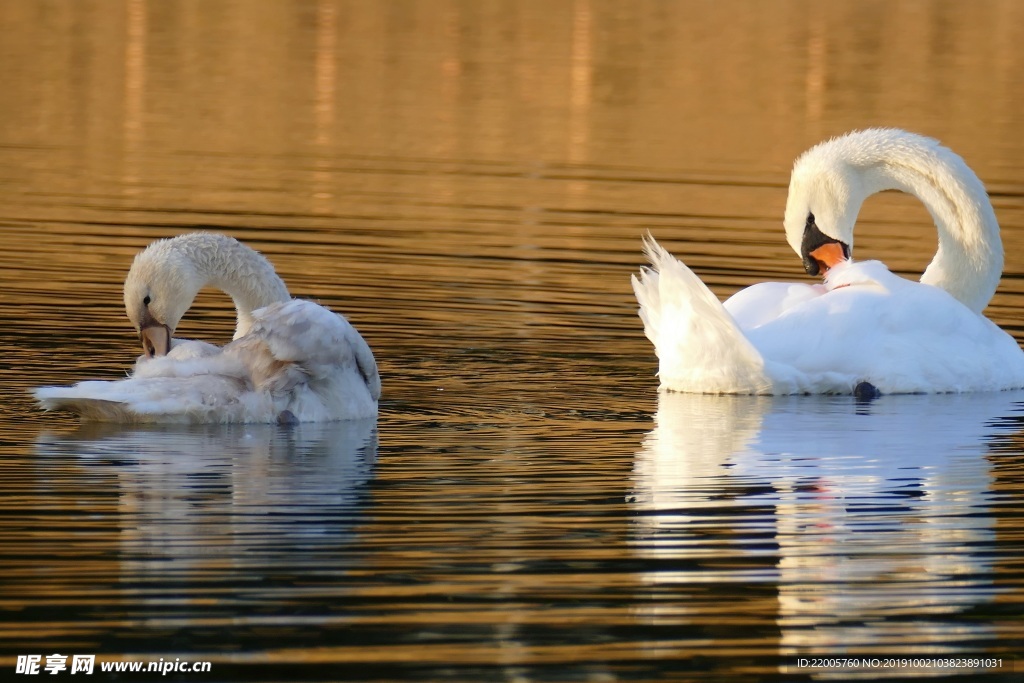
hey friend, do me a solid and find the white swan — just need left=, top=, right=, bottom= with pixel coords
left=631, top=128, right=1024, bottom=395
left=34, top=232, right=380, bottom=422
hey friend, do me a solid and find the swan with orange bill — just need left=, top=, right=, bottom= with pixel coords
left=632, top=128, right=1024, bottom=395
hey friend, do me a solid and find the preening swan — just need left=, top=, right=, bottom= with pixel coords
left=632, top=128, right=1024, bottom=395
left=35, top=232, right=380, bottom=422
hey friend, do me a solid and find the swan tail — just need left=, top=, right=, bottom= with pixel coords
left=35, top=387, right=141, bottom=422
left=33, top=376, right=258, bottom=424
left=631, top=235, right=772, bottom=394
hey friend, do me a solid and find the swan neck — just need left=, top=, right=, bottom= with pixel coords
left=859, top=143, right=1002, bottom=313
left=192, top=236, right=291, bottom=338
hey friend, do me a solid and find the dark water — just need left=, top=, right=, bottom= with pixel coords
left=1, top=1, right=1023, bottom=681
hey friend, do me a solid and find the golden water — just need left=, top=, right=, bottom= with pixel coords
left=1, top=1, right=1023, bottom=680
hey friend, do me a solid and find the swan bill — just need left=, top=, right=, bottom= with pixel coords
left=800, top=215, right=850, bottom=276
left=808, top=242, right=849, bottom=276
left=140, top=323, right=171, bottom=357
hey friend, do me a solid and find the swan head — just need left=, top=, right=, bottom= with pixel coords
left=123, top=237, right=205, bottom=357
left=783, top=137, right=867, bottom=277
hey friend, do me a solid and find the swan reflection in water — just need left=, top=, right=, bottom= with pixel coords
left=35, top=419, right=378, bottom=570
left=632, top=391, right=1023, bottom=657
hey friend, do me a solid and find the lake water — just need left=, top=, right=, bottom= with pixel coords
left=1, top=1, right=1023, bottom=681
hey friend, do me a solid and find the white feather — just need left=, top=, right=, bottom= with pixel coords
left=634, top=129, right=1024, bottom=395
left=35, top=234, right=379, bottom=423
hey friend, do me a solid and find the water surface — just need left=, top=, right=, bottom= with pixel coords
left=1, top=1, right=1023, bottom=680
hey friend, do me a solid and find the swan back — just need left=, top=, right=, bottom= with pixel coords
left=784, top=128, right=1002, bottom=313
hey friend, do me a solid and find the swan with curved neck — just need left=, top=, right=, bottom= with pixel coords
left=124, top=232, right=292, bottom=357
left=36, top=232, right=380, bottom=422
left=632, top=128, right=1024, bottom=395
left=783, top=128, right=1002, bottom=313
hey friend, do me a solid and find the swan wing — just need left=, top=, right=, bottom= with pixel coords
left=632, top=236, right=773, bottom=393
left=744, top=261, right=1024, bottom=393
left=228, top=299, right=380, bottom=419
left=724, top=281, right=825, bottom=329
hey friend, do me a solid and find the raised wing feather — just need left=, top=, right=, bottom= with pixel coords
left=231, top=299, right=381, bottom=400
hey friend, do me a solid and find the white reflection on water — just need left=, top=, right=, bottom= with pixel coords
left=633, top=391, right=1024, bottom=659
left=34, top=420, right=378, bottom=567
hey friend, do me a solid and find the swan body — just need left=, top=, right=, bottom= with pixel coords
left=35, top=233, right=380, bottom=423
left=632, top=129, right=1024, bottom=395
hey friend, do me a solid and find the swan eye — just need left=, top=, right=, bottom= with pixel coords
left=806, top=212, right=815, bottom=226
left=143, top=295, right=151, bottom=307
